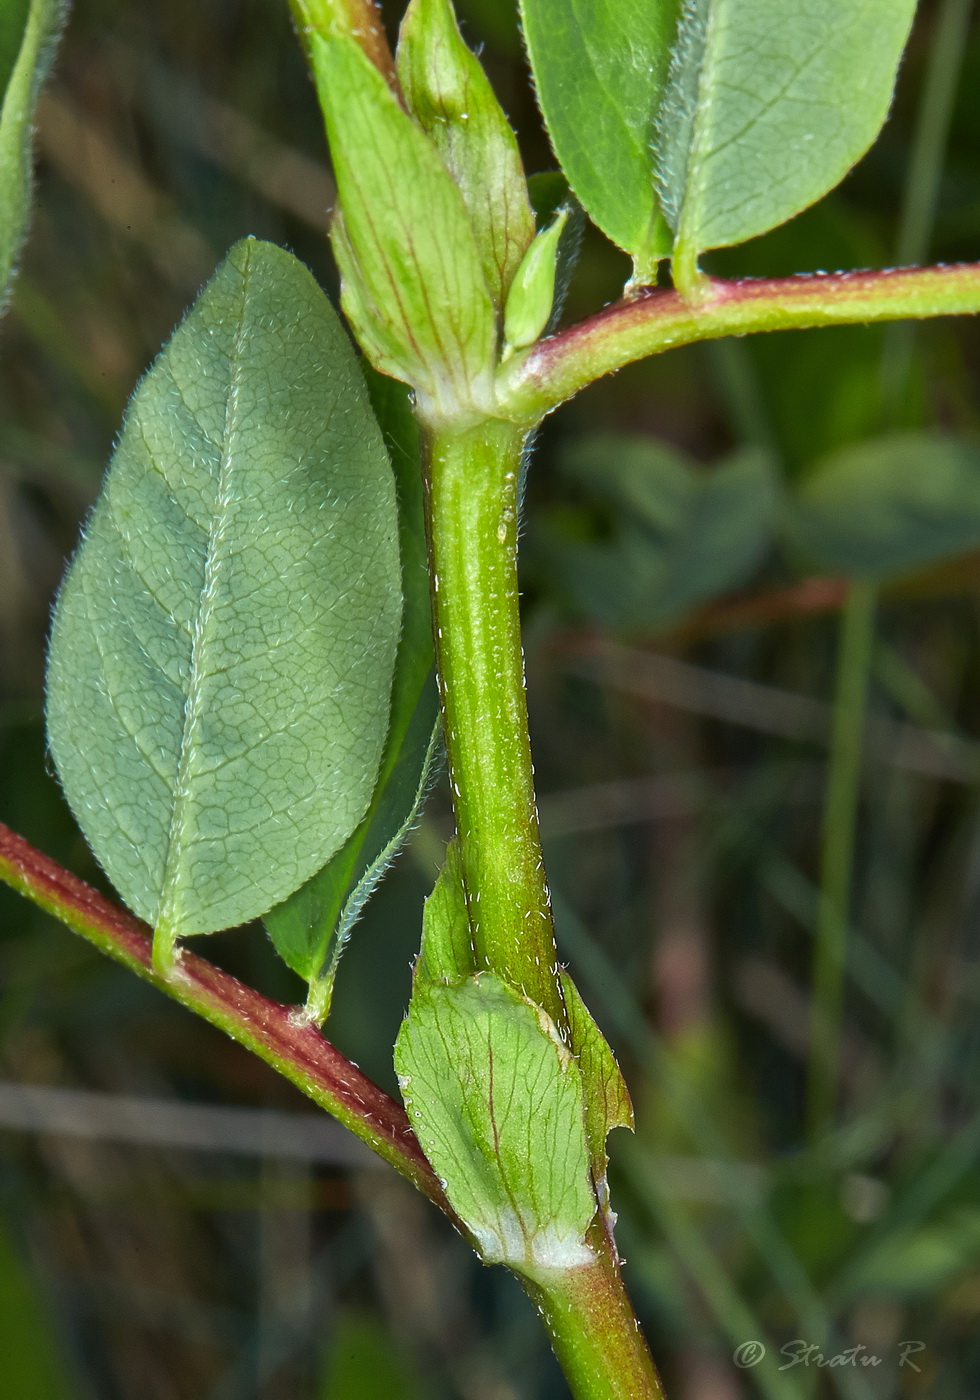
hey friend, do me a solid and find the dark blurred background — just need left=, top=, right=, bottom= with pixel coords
left=3, top=1, right=980, bottom=1396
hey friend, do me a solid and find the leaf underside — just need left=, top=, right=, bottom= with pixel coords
left=47, top=238, right=401, bottom=938
left=264, top=374, right=441, bottom=1004
left=522, top=0, right=916, bottom=276
left=656, top=0, right=918, bottom=258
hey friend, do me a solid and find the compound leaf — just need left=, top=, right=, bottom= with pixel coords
left=657, top=0, right=917, bottom=285
left=47, top=239, right=401, bottom=941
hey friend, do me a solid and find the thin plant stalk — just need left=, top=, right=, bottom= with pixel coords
left=423, top=418, right=566, bottom=1028
left=0, top=822, right=449, bottom=1210
left=423, top=419, right=664, bottom=1397
left=497, top=262, right=980, bottom=423
left=806, top=580, right=878, bottom=1142
left=525, top=1250, right=668, bottom=1400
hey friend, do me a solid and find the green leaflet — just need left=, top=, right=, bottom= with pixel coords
left=310, top=32, right=496, bottom=415
left=553, top=436, right=777, bottom=629
left=0, top=0, right=67, bottom=311
left=395, top=972, right=597, bottom=1272
left=656, top=0, right=918, bottom=290
left=520, top=0, right=680, bottom=281
left=786, top=433, right=980, bottom=580
left=266, top=376, right=441, bottom=1022
left=46, top=239, right=401, bottom=951
left=397, top=0, right=535, bottom=310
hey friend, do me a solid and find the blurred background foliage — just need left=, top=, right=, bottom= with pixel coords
left=2, top=0, right=980, bottom=1396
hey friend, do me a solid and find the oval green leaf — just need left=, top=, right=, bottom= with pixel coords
left=46, top=239, right=401, bottom=943
left=265, top=376, right=441, bottom=1020
left=520, top=0, right=680, bottom=280
left=657, top=0, right=918, bottom=286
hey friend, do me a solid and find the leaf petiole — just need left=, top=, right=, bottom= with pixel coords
left=496, top=262, right=980, bottom=423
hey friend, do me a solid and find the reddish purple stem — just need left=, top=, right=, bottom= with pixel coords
left=0, top=822, right=450, bottom=1212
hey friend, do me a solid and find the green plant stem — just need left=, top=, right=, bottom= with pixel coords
left=806, top=580, right=878, bottom=1142
left=0, top=821, right=450, bottom=1212
left=424, top=420, right=667, bottom=1394
left=524, top=1247, right=667, bottom=1400
left=496, top=263, right=980, bottom=422
left=424, top=417, right=566, bottom=1028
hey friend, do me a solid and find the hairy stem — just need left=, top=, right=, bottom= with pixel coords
left=806, top=581, right=877, bottom=1141
left=423, top=417, right=566, bottom=1029
left=422, top=419, right=672, bottom=1395
left=0, top=822, right=450, bottom=1212
left=524, top=1247, right=668, bottom=1400
left=497, top=263, right=980, bottom=422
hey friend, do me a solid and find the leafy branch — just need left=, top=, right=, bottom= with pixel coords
left=0, top=821, right=450, bottom=1212
left=3, top=0, right=980, bottom=1396
left=497, top=263, right=980, bottom=421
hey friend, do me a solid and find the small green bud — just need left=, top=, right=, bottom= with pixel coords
left=397, top=0, right=535, bottom=311
left=502, top=207, right=569, bottom=357
left=311, top=32, right=497, bottom=418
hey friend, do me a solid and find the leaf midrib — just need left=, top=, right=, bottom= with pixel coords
left=156, top=243, right=252, bottom=934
